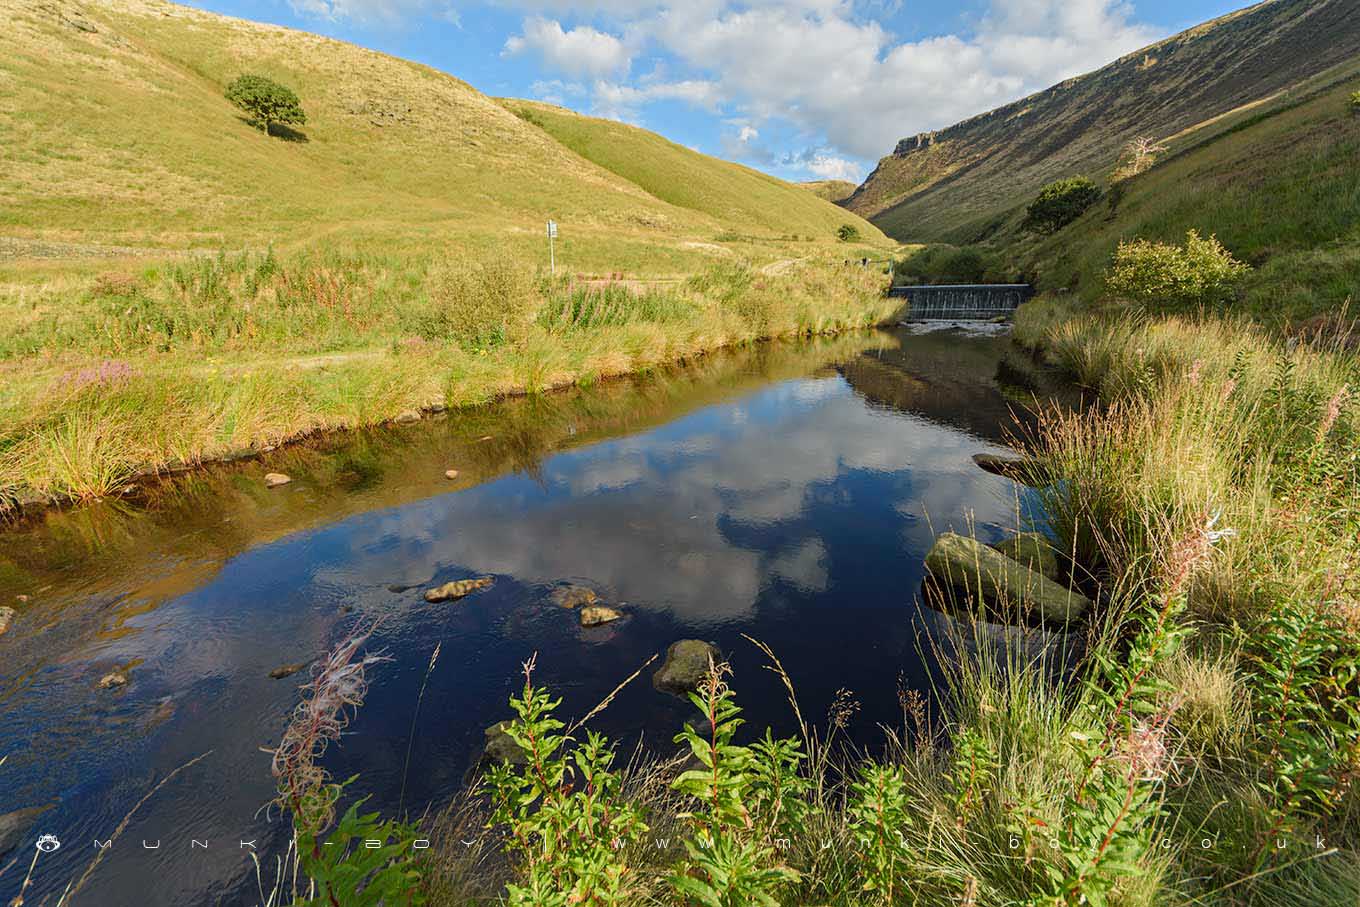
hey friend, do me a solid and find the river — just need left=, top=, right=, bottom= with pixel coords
left=0, top=325, right=1056, bottom=905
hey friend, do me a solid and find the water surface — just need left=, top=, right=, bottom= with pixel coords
left=0, top=327, right=1052, bottom=905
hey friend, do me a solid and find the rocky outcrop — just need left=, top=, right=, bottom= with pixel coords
left=424, top=577, right=494, bottom=603
left=925, top=532, right=1090, bottom=625
left=653, top=640, right=720, bottom=696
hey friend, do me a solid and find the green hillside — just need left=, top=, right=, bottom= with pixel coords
left=847, top=0, right=1360, bottom=243
left=502, top=100, right=881, bottom=242
left=1015, top=68, right=1360, bottom=324
left=801, top=180, right=857, bottom=203
left=0, top=0, right=883, bottom=273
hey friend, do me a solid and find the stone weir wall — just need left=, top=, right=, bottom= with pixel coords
left=888, top=284, right=1034, bottom=321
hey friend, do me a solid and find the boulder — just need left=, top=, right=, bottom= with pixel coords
left=0, top=607, right=15, bottom=637
left=444, top=469, right=460, bottom=480
left=424, top=576, right=494, bottom=603
left=580, top=606, right=623, bottom=627
left=653, top=640, right=720, bottom=696
left=993, top=532, right=1061, bottom=582
left=925, top=532, right=1090, bottom=625
left=482, top=720, right=529, bottom=766
left=917, top=606, right=1083, bottom=677
left=98, top=672, right=128, bottom=689
left=269, top=661, right=310, bottom=680
left=264, top=473, right=292, bottom=488
left=972, top=453, right=1048, bottom=486
left=550, top=584, right=598, bottom=609
left=395, top=410, right=421, bottom=425
left=0, top=805, right=51, bottom=857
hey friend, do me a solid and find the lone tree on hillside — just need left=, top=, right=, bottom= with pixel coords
left=1022, top=176, right=1102, bottom=234
left=226, top=74, right=306, bottom=137
left=837, top=224, right=861, bottom=243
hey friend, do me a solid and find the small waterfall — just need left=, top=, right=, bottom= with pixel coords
left=888, top=284, right=1033, bottom=321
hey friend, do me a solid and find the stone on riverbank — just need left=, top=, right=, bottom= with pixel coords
left=0, top=607, right=15, bottom=637
left=925, top=532, right=1090, bottom=624
left=444, top=469, right=460, bottom=480
left=653, top=640, right=720, bottom=696
left=264, top=472, right=292, bottom=488
left=550, top=584, right=598, bottom=609
left=483, top=720, right=529, bottom=765
left=424, top=577, right=494, bottom=603
left=993, top=532, right=1061, bottom=582
left=395, top=410, right=421, bottom=425
left=580, top=605, right=623, bottom=627
left=972, top=453, right=1048, bottom=486
left=98, top=672, right=128, bottom=689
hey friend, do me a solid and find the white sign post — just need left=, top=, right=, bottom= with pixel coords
left=546, top=220, right=558, bottom=276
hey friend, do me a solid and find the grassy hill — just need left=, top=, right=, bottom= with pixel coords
left=0, top=0, right=883, bottom=274
left=801, top=180, right=857, bottom=203
left=847, top=0, right=1360, bottom=243
left=500, top=100, right=878, bottom=241
left=1012, top=67, right=1360, bottom=325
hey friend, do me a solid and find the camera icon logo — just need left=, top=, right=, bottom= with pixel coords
left=36, top=834, right=61, bottom=853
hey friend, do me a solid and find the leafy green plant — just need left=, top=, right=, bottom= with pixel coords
left=481, top=656, right=648, bottom=907
left=946, top=727, right=996, bottom=833
left=670, top=660, right=800, bottom=907
left=1105, top=230, right=1249, bottom=306
left=1350, top=90, right=1360, bottom=113
left=1022, top=177, right=1103, bottom=234
left=846, top=763, right=912, bottom=904
left=225, top=74, right=307, bottom=136
left=837, top=224, right=861, bottom=243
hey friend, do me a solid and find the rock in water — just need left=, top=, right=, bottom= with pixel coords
left=925, top=532, right=1090, bottom=625
left=269, top=662, right=309, bottom=680
left=444, top=469, right=460, bottom=480
left=580, top=606, right=622, bottom=627
left=0, top=805, right=52, bottom=857
left=0, top=607, right=15, bottom=637
left=395, top=410, right=421, bottom=425
left=993, top=532, right=1061, bottom=582
left=653, top=640, right=720, bottom=696
left=424, top=576, right=494, bottom=603
left=972, top=453, right=1048, bottom=486
left=264, top=473, right=292, bottom=488
left=482, top=721, right=529, bottom=765
left=550, top=584, right=598, bottom=609
left=98, top=672, right=128, bottom=689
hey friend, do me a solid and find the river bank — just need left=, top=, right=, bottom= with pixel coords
left=0, top=251, right=896, bottom=517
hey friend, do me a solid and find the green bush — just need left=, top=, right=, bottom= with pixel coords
left=1105, top=229, right=1250, bottom=305
left=1351, top=90, right=1360, bottom=113
left=836, top=224, right=860, bottom=243
left=1022, top=177, right=1103, bottom=234
left=225, top=74, right=306, bottom=136
left=408, top=256, right=535, bottom=348
left=894, top=244, right=1003, bottom=284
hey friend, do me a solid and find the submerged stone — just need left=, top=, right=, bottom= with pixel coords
left=653, top=640, right=720, bottom=696
left=268, top=662, right=309, bottom=680
left=993, top=532, right=1061, bottom=582
left=550, top=584, right=598, bottom=609
left=444, top=469, right=460, bottom=480
left=925, top=532, right=1090, bottom=625
left=482, top=720, right=529, bottom=766
left=0, top=805, right=52, bottom=857
left=580, top=605, right=623, bottom=627
left=264, top=472, right=292, bottom=488
left=0, top=607, right=15, bottom=637
left=98, top=672, right=128, bottom=689
left=424, top=576, right=494, bottom=603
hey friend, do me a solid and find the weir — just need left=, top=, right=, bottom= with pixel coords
left=888, top=284, right=1034, bottom=321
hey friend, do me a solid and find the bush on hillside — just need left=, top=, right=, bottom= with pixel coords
left=1022, top=177, right=1103, bottom=234
left=1351, top=90, right=1360, bottom=113
left=894, top=244, right=1007, bottom=285
left=226, top=74, right=307, bottom=137
left=836, top=224, right=860, bottom=243
left=1105, top=229, right=1250, bottom=305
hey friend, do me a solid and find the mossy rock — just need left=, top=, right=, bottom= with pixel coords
left=992, top=532, right=1061, bottom=582
left=925, top=532, right=1089, bottom=625
left=653, top=640, right=720, bottom=696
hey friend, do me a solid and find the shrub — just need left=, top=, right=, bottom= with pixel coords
left=1105, top=230, right=1250, bottom=306
left=836, top=224, right=860, bottom=243
left=1022, top=177, right=1103, bottom=234
left=409, top=257, right=535, bottom=348
left=225, top=74, right=306, bottom=136
left=1351, top=90, right=1360, bottom=113
left=893, top=244, right=999, bottom=284
left=1111, top=136, right=1167, bottom=182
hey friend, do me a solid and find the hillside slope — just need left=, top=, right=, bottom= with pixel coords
left=0, top=0, right=882, bottom=270
left=847, top=0, right=1360, bottom=243
left=501, top=100, right=880, bottom=241
left=801, top=180, right=857, bottom=203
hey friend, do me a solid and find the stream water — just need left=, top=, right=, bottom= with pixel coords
left=0, top=326, right=1057, bottom=906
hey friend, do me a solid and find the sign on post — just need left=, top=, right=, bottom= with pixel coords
left=546, top=220, right=558, bottom=275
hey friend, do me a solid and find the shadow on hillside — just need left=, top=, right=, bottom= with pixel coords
left=236, top=116, right=309, bottom=143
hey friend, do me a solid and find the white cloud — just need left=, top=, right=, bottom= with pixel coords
left=592, top=78, right=724, bottom=119
left=504, top=17, right=632, bottom=78
left=806, top=154, right=862, bottom=181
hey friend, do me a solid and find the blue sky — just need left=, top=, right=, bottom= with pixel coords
left=192, top=0, right=1245, bottom=182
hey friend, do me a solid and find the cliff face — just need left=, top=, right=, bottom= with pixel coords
left=847, top=0, right=1360, bottom=242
